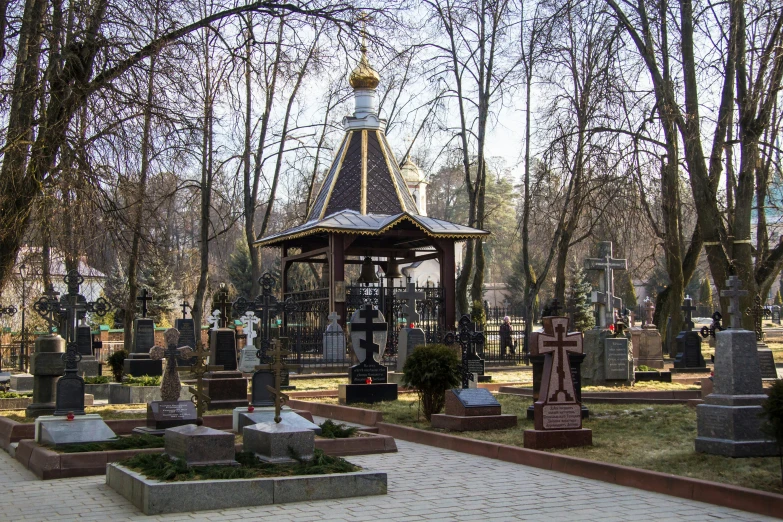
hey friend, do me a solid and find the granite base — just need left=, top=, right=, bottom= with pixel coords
left=523, top=428, right=592, bottom=449
left=430, top=413, right=517, bottom=431
left=338, top=384, right=398, bottom=405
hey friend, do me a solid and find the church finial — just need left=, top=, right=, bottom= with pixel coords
left=349, top=14, right=380, bottom=90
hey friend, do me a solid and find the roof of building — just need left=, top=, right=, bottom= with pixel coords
left=255, top=209, right=488, bottom=248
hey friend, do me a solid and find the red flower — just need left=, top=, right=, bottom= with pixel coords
left=66, top=412, right=75, bottom=421
left=248, top=405, right=255, bottom=413
left=366, top=377, right=373, bottom=384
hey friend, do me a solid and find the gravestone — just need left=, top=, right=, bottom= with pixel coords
left=323, top=312, right=347, bottom=362
left=251, top=370, right=275, bottom=406
left=396, top=327, right=426, bottom=372
left=340, top=304, right=398, bottom=405
left=76, top=319, right=100, bottom=377
left=637, top=297, right=664, bottom=368
left=524, top=316, right=591, bottom=449
left=695, top=276, right=777, bottom=457
left=202, top=370, right=248, bottom=410
left=673, top=296, right=706, bottom=370
left=584, top=242, right=627, bottom=327
left=165, top=424, right=238, bottom=467
left=238, top=311, right=261, bottom=373
left=431, top=384, right=516, bottom=431
left=772, top=305, right=781, bottom=325
left=26, top=334, right=66, bottom=418
left=233, top=405, right=322, bottom=434
left=125, top=290, right=160, bottom=376
left=349, top=305, right=388, bottom=364
left=582, top=329, right=633, bottom=386
left=210, top=325, right=238, bottom=371
left=174, top=317, right=197, bottom=366
left=36, top=414, right=117, bottom=446
left=745, top=295, right=777, bottom=380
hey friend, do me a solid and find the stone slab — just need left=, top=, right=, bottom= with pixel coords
left=106, top=464, right=387, bottom=515
left=430, top=413, right=517, bottom=431
left=444, top=389, right=501, bottom=417
left=695, top=402, right=778, bottom=457
left=203, top=371, right=248, bottom=410
left=338, top=383, right=398, bottom=405
left=145, top=401, right=197, bottom=430
left=164, top=424, right=237, bottom=467
left=604, top=337, right=633, bottom=380
left=232, top=406, right=322, bottom=434
left=35, top=414, right=117, bottom=446
left=243, top=421, right=315, bottom=463
left=9, top=373, right=33, bottom=392
left=523, top=428, right=592, bottom=449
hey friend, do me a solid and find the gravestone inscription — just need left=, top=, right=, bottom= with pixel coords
left=604, top=338, right=631, bottom=380
left=134, top=319, right=155, bottom=354
left=758, top=350, right=778, bottom=380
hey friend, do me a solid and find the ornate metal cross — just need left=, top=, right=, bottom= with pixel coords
left=33, top=285, right=63, bottom=334
left=352, top=304, right=387, bottom=363
left=681, top=295, right=696, bottom=331
left=745, top=295, right=769, bottom=342
left=396, top=282, right=425, bottom=325
left=53, top=270, right=110, bottom=343
left=187, top=341, right=212, bottom=419
left=536, top=317, right=582, bottom=403
left=700, top=312, right=724, bottom=339
left=150, top=328, right=194, bottom=402
left=256, top=338, right=300, bottom=423
left=0, top=304, right=17, bottom=317
left=720, top=275, right=748, bottom=329
left=137, top=288, right=152, bottom=318
left=445, top=315, right=485, bottom=389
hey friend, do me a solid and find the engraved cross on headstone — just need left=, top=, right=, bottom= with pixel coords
left=537, top=317, right=582, bottom=403
left=745, top=295, right=769, bottom=342
left=353, top=304, right=387, bottom=363
left=584, top=242, right=627, bottom=327
left=720, top=275, right=748, bottom=329
left=681, top=295, right=696, bottom=331
left=137, top=288, right=152, bottom=318
left=150, top=328, right=194, bottom=402
left=397, top=282, right=425, bottom=325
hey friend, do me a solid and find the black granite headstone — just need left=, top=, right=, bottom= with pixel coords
left=174, top=318, right=197, bottom=365
left=147, top=401, right=197, bottom=429
left=212, top=329, right=237, bottom=371
left=76, top=325, right=92, bottom=356
left=673, top=330, right=705, bottom=368
left=251, top=370, right=275, bottom=406
left=466, top=351, right=485, bottom=378
left=349, top=358, right=388, bottom=384
left=133, top=318, right=155, bottom=354
left=54, top=374, right=85, bottom=415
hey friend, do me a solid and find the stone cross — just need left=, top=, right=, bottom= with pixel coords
left=150, top=328, right=194, bottom=402
left=186, top=341, right=212, bottom=419
left=547, top=298, right=563, bottom=316
left=241, top=311, right=260, bottom=345
left=535, top=317, right=582, bottom=403
left=445, top=315, right=485, bottom=389
left=137, top=288, right=152, bottom=318
left=180, top=300, right=191, bottom=319
left=396, top=282, right=425, bottom=325
left=328, top=311, right=340, bottom=327
left=584, top=242, right=627, bottom=327
left=214, top=287, right=232, bottom=328
left=720, top=275, right=748, bottom=329
left=353, top=304, right=387, bottom=363
left=256, top=339, right=299, bottom=423
left=207, top=310, right=221, bottom=331
left=643, top=297, right=655, bottom=327
left=745, top=295, right=769, bottom=342
left=681, top=295, right=696, bottom=331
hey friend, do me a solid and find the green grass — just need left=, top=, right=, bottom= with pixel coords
left=121, top=449, right=360, bottom=481
left=83, top=375, right=111, bottom=384
left=0, top=391, right=31, bottom=399
left=124, top=375, right=161, bottom=387
left=302, top=394, right=783, bottom=494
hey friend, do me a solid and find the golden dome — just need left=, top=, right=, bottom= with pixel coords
left=349, top=49, right=380, bottom=90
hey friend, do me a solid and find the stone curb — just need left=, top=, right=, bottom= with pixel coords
left=375, top=422, right=783, bottom=519
left=287, top=399, right=384, bottom=426
left=106, top=463, right=387, bottom=515
left=0, top=397, right=32, bottom=410
left=316, top=431, right=397, bottom=456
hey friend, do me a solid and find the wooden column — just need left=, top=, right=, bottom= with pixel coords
left=436, top=239, right=457, bottom=330
left=329, top=234, right=346, bottom=328
left=281, top=244, right=289, bottom=295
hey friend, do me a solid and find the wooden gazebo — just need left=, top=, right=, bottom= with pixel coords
left=254, top=47, right=488, bottom=331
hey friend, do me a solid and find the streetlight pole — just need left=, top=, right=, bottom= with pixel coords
left=19, top=263, right=27, bottom=372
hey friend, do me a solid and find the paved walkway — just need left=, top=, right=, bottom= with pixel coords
left=0, top=440, right=776, bottom=521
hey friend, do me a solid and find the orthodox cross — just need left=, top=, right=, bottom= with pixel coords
left=256, top=338, right=300, bottom=423
left=186, top=341, right=211, bottom=419
left=700, top=312, right=725, bottom=339
left=681, top=295, right=696, bottom=331
left=565, top=296, right=578, bottom=325
left=534, top=317, right=582, bottom=403
left=584, top=242, right=627, bottom=327
left=327, top=311, right=340, bottom=328
left=241, top=311, right=260, bottom=345
left=59, top=270, right=111, bottom=343
left=137, top=288, right=152, bottom=318
left=444, top=315, right=485, bottom=389
left=180, top=300, right=191, bottom=319
left=207, top=310, right=221, bottom=330
left=150, top=328, right=194, bottom=402
left=33, top=285, right=62, bottom=334
left=745, top=295, right=769, bottom=342
left=352, top=304, right=387, bottom=363
left=643, top=297, right=655, bottom=327
left=396, top=282, right=425, bottom=325
left=214, top=286, right=232, bottom=328
left=720, top=275, right=748, bottom=329
left=547, top=298, right=563, bottom=317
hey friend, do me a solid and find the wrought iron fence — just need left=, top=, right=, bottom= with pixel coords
left=480, top=307, right=527, bottom=365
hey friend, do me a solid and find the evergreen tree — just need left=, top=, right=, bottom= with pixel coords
left=699, top=278, right=714, bottom=310
left=616, top=271, right=637, bottom=309
left=775, top=289, right=782, bottom=306
left=228, top=238, right=254, bottom=298
left=103, top=259, right=129, bottom=329
left=141, top=256, right=176, bottom=327
left=569, top=264, right=595, bottom=332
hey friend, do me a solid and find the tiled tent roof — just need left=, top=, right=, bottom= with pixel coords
left=307, top=130, right=419, bottom=221
left=255, top=210, right=488, bottom=248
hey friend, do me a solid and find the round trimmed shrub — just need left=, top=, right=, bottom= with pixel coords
left=402, top=344, right=461, bottom=421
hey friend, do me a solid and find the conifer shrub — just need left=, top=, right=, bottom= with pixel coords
left=761, top=379, right=783, bottom=486
left=402, top=344, right=461, bottom=420
left=107, top=350, right=127, bottom=382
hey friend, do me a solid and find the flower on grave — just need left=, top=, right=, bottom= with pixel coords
left=366, top=377, right=373, bottom=384
left=248, top=405, right=255, bottom=413
left=410, top=323, right=415, bottom=328
left=608, top=324, right=615, bottom=333
left=66, top=412, right=75, bottom=421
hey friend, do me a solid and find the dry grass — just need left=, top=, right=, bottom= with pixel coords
left=304, top=393, right=783, bottom=494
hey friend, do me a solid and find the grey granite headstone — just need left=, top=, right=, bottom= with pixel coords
left=76, top=325, right=93, bottom=356
left=673, top=330, right=705, bottom=368
left=10, top=373, right=33, bottom=392
left=133, top=318, right=156, bottom=354
left=232, top=406, right=322, bottom=434
left=604, top=338, right=632, bottom=380
left=164, top=424, right=238, bottom=467
left=396, top=327, right=426, bottom=371
left=35, top=414, right=117, bottom=446
left=757, top=348, right=777, bottom=380
left=210, top=329, right=237, bottom=371
left=323, top=315, right=347, bottom=362
left=349, top=307, right=387, bottom=363
left=695, top=329, right=777, bottom=457
left=243, top=421, right=315, bottom=464
left=174, top=318, right=197, bottom=366
left=582, top=329, right=633, bottom=385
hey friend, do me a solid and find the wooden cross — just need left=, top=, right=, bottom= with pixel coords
left=150, top=328, right=193, bottom=402
left=180, top=300, right=191, bottom=319
left=397, top=282, right=425, bottom=325
left=720, top=276, right=748, bottom=329
left=681, top=295, right=696, bottom=331
left=745, top=295, right=769, bottom=342
left=186, top=341, right=212, bottom=419
left=137, top=288, right=152, bottom=318
left=256, top=338, right=300, bottom=423
left=534, top=317, right=582, bottom=404
left=352, top=304, right=387, bottom=363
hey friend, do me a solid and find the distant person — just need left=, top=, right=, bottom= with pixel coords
left=500, top=316, right=515, bottom=357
